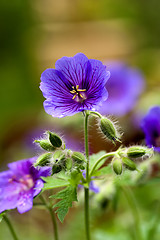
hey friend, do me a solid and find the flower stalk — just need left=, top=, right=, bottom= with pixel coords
left=40, top=195, right=59, bottom=240
left=3, top=215, right=19, bottom=240
left=84, top=111, right=91, bottom=240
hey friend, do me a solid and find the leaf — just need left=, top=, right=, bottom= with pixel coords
left=42, top=177, right=70, bottom=191
left=89, top=151, right=108, bottom=176
left=51, top=185, right=77, bottom=222
left=93, top=165, right=112, bottom=177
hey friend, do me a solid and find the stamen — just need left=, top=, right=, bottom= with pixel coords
left=70, top=85, right=86, bottom=100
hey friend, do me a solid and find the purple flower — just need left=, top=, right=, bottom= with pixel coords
left=40, top=53, right=110, bottom=118
left=79, top=171, right=99, bottom=193
left=99, top=62, right=145, bottom=116
left=0, top=157, right=51, bottom=214
left=141, top=106, right=160, bottom=152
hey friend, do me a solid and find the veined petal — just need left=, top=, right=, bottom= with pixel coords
left=17, top=192, right=33, bottom=213
left=43, top=99, right=81, bottom=118
left=40, top=69, right=73, bottom=99
left=55, top=53, right=91, bottom=88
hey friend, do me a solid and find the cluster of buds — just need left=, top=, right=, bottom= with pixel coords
left=112, top=146, right=153, bottom=175
left=34, top=131, right=86, bottom=175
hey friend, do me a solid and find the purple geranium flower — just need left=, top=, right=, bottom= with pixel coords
left=79, top=171, right=99, bottom=193
left=99, top=62, right=145, bottom=116
left=0, top=157, right=51, bottom=214
left=40, top=53, right=110, bottom=118
left=141, top=106, right=160, bottom=152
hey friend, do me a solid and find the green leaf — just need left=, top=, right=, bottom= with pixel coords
left=51, top=185, right=77, bottom=222
left=89, top=151, right=107, bottom=175
left=94, top=165, right=112, bottom=177
left=42, top=176, right=70, bottom=191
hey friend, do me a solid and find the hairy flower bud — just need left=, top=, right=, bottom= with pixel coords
left=65, top=158, right=73, bottom=170
left=100, top=117, right=120, bottom=143
left=52, top=164, right=62, bottom=174
left=34, top=140, right=55, bottom=151
left=122, top=157, right=137, bottom=171
left=112, top=158, right=123, bottom=175
left=127, top=146, right=153, bottom=159
left=34, top=153, right=53, bottom=167
left=48, top=131, right=62, bottom=148
left=72, top=152, right=86, bottom=163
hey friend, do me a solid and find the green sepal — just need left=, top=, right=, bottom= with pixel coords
left=48, top=131, right=62, bottom=148
left=122, top=157, right=137, bottom=171
left=100, top=117, right=120, bottom=143
left=34, top=140, right=56, bottom=151
left=72, top=152, right=86, bottom=163
left=65, top=158, right=73, bottom=170
left=52, top=164, right=62, bottom=174
left=112, top=158, right=123, bottom=175
left=34, top=152, right=53, bottom=167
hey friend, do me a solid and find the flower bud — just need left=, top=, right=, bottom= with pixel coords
left=52, top=164, right=62, bottom=174
left=112, top=158, right=122, bottom=175
left=54, top=150, right=66, bottom=163
left=122, top=157, right=137, bottom=171
left=34, top=140, right=55, bottom=151
left=71, top=168, right=79, bottom=178
left=72, top=152, right=86, bottom=163
left=34, top=153, right=53, bottom=167
left=127, top=146, right=153, bottom=159
left=65, top=158, right=73, bottom=170
left=48, top=131, right=62, bottom=148
left=100, top=117, right=120, bottom=143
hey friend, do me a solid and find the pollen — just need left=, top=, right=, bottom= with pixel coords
left=70, top=85, right=86, bottom=100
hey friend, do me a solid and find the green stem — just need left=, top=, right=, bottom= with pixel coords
left=40, top=195, right=59, bottom=240
left=122, top=186, right=143, bottom=240
left=84, top=111, right=90, bottom=240
left=89, top=111, right=102, bottom=119
left=90, top=152, right=117, bottom=177
left=3, top=215, right=19, bottom=240
left=85, top=111, right=90, bottom=181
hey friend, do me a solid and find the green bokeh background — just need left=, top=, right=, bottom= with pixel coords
left=0, top=0, right=160, bottom=239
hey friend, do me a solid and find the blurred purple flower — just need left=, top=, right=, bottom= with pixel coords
left=141, top=106, right=160, bottom=152
left=79, top=171, right=99, bottom=193
left=0, top=157, right=51, bottom=214
left=100, top=62, right=145, bottom=116
left=40, top=53, right=110, bottom=118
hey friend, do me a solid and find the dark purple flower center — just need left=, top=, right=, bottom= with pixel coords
left=70, top=85, right=87, bottom=102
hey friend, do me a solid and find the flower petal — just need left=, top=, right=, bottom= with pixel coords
left=55, top=53, right=91, bottom=88
left=43, top=99, right=81, bottom=118
left=17, top=192, right=33, bottom=214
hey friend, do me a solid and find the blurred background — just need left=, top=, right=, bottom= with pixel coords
left=0, top=0, right=160, bottom=239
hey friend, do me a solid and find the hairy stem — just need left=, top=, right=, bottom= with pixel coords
left=40, top=195, right=59, bottom=240
left=3, top=215, right=19, bottom=240
left=84, top=111, right=91, bottom=240
left=89, top=111, right=102, bottom=119
left=90, top=152, right=117, bottom=177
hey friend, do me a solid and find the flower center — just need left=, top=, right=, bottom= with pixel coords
left=70, top=85, right=86, bottom=100
left=9, top=174, right=34, bottom=191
